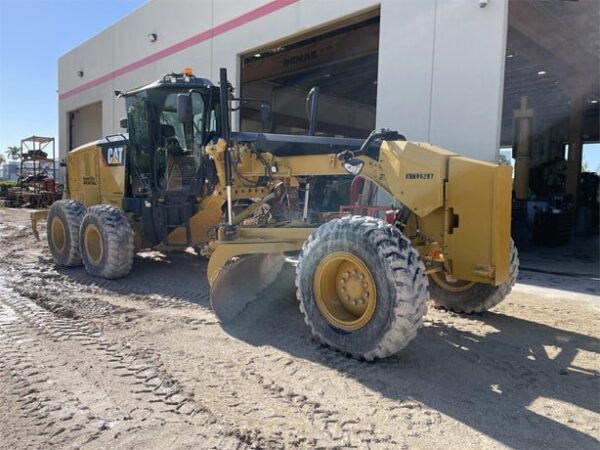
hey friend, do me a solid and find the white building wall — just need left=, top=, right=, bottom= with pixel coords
left=428, top=0, right=508, bottom=159
left=58, top=0, right=508, bottom=162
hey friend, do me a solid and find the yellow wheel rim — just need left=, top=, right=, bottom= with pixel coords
left=430, top=272, right=476, bottom=292
left=50, top=217, right=66, bottom=253
left=314, top=252, right=377, bottom=331
left=84, top=224, right=103, bottom=265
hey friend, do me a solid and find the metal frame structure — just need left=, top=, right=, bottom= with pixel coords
left=7, top=136, right=58, bottom=208
left=20, top=135, right=56, bottom=193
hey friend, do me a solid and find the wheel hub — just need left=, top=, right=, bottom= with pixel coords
left=314, top=252, right=377, bottom=331
left=430, top=271, right=476, bottom=292
left=84, top=224, right=103, bottom=265
left=50, top=217, right=66, bottom=253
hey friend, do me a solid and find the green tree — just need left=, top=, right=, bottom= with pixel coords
left=5, top=146, right=20, bottom=161
left=0, top=153, right=5, bottom=165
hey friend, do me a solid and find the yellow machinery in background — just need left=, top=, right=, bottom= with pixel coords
left=34, top=68, right=518, bottom=360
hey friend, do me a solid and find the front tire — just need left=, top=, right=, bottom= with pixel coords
left=79, top=205, right=134, bottom=279
left=47, top=199, right=86, bottom=267
left=295, top=216, right=428, bottom=360
left=429, top=240, right=519, bottom=313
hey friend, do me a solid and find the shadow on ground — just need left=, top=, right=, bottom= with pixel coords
left=58, top=252, right=600, bottom=449
left=54, top=251, right=212, bottom=307
left=223, top=264, right=600, bottom=449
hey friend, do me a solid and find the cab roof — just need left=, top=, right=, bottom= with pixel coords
left=123, top=72, right=215, bottom=97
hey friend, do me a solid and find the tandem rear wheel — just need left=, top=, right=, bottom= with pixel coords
left=428, top=240, right=519, bottom=313
left=47, top=199, right=86, bottom=267
left=79, top=204, right=134, bottom=279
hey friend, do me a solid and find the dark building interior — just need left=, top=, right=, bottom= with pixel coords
left=502, top=0, right=599, bottom=248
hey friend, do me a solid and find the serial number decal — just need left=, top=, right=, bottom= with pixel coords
left=82, top=176, right=97, bottom=185
left=405, top=173, right=434, bottom=180
left=106, top=146, right=125, bottom=166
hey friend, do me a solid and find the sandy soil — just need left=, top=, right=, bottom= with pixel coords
left=0, top=207, right=598, bottom=449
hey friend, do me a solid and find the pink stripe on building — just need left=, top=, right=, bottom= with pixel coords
left=59, top=0, right=300, bottom=100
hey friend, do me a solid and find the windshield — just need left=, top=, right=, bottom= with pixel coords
left=158, top=89, right=222, bottom=192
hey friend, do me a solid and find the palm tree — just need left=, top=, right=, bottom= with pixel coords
left=5, top=145, right=20, bottom=161
left=0, top=153, right=5, bottom=165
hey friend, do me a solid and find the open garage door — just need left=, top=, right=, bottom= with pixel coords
left=502, top=0, right=599, bottom=246
left=240, top=10, right=379, bottom=138
left=68, top=101, right=103, bottom=150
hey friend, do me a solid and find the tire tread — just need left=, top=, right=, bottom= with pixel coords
left=296, top=216, right=429, bottom=360
left=430, top=240, right=519, bottom=313
left=47, top=199, right=86, bottom=267
left=80, top=204, right=134, bottom=279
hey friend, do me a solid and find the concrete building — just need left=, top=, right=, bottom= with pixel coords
left=59, top=0, right=599, bottom=242
left=1, top=161, right=21, bottom=181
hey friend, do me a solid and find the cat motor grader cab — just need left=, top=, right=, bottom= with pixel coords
left=33, top=68, right=518, bottom=360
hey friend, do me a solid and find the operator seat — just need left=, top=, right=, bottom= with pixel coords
left=160, top=124, right=182, bottom=149
left=160, top=124, right=197, bottom=191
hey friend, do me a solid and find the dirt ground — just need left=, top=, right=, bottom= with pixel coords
left=0, top=207, right=598, bottom=449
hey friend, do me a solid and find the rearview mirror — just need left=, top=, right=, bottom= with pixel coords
left=177, top=93, right=192, bottom=123
left=119, top=117, right=128, bottom=129
left=260, top=103, right=272, bottom=132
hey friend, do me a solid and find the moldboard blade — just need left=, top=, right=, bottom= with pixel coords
left=210, top=253, right=287, bottom=323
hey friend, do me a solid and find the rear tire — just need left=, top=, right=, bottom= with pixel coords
left=429, top=240, right=519, bottom=313
left=79, top=204, right=134, bottom=279
left=47, top=199, right=86, bottom=267
left=296, top=216, right=428, bottom=360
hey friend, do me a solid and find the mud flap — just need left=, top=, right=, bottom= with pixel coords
left=210, top=253, right=287, bottom=323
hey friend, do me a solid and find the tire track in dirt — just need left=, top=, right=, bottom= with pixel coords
left=0, top=221, right=480, bottom=448
left=53, top=251, right=212, bottom=307
left=4, top=215, right=598, bottom=449
left=0, top=283, right=284, bottom=449
left=129, top=318, right=410, bottom=449
left=234, top=352, right=401, bottom=448
left=2, top=257, right=384, bottom=447
left=1, top=254, right=423, bottom=448
left=261, top=351, right=440, bottom=439
left=0, top=310, right=121, bottom=448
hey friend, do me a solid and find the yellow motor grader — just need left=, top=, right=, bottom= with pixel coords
left=33, top=68, right=517, bottom=360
